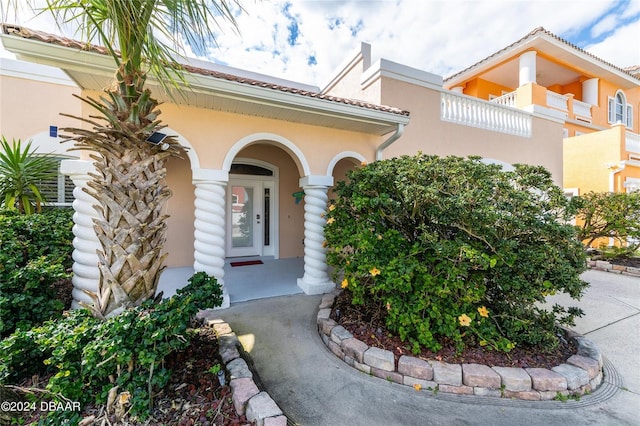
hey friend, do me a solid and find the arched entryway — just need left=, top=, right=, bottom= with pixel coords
left=226, top=158, right=279, bottom=258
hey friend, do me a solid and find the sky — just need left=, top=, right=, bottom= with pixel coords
left=1, top=0, right=639, bottom=89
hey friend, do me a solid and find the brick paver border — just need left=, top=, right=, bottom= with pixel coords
left=317, top=291, right=604, bottom=401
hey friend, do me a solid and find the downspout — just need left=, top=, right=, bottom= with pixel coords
left=608, top=161, right=626, bottom=192
left=375, top=123, right=404, bottom=161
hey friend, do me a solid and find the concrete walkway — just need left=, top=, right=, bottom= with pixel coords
left=217, top=270, right=639, bottom=426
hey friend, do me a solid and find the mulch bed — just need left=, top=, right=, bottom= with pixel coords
left=606, top=256, right=640, bottom=268
left=331, top=291, right=578, bottom=369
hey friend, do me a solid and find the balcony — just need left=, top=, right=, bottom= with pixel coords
left=546, top=91, right=569, bottom=112
left=573, top=100, right=592, bottom=122
left=491, top=88, right=593, bottom=123
left=441, top=92, right=532, bottom=137
left=627, top=131, right=640, bottom=154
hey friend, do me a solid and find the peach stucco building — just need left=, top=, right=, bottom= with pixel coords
left=1, top=25, right=573, bottom=307
left=443, top=27, right=640, bottom=196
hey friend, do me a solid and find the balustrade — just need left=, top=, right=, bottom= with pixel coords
left=626, top=131, right=640, bottom=154
left=546, top=90, right=569, bottom=112
left=441, top=92, right=532, bottom=137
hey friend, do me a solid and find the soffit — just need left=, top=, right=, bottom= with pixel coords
left=445, top=28, right=640, bottom=90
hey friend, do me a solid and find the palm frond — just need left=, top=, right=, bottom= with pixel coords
left=39, top=0, right=242, bottom=98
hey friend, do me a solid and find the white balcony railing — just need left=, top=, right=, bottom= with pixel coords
left=490, top=91, right=517, bottom=108
left=626, top=131, right=640, bottom=154
left=573, top=99, right=592, bottom=121
left=441, top=92, right=532, bottom=137
left=546, top=90, right=569, bottom=111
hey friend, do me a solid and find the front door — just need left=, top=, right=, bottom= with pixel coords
left=227, top=180, right=263, bottom=257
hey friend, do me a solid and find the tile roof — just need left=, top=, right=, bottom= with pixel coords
left=1, top=24, right=409, bottom=117
left=445, top=26, right=640, bottom=83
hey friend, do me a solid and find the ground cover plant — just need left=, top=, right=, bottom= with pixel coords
left=0, top=272, right=236, bottom=425
left=0, top=208, right=74, bottom=337
left=325, top=154, right=588, bottom=355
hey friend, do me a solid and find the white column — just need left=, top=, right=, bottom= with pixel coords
left=297, top=175, right=335, bottom=295
left=519, top=51, right=537, bottom=86
left=60, top=160, right=100, bottom=309
left=582, top=78, right=599, bottom=106
left=192, top=168, right=230, bottom=308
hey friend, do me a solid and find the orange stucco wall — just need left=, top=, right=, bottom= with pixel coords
left=464, top=78, right=513, bottom=101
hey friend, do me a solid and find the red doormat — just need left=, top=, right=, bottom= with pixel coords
left=230, top=260, right=264, bottom=267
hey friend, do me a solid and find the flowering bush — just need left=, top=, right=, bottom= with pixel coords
left=325, top=155, right=587, bottom=354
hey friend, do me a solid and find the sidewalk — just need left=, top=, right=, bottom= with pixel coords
left=217, top=270, right=639, bottom=426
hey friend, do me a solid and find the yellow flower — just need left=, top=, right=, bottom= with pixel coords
left=361, top=161, right=368, bottom=166
left=477, top=306, right=489, bottom=318
left=327, top=217, right=336, bottom=225
left=369, top=267, right=381, bottom=276
left=329, top=204, right=336, bottom=211
left=479, top=340, right=488, bottom=347
left=341, top=278, right=349, bottom=289
left=458, top=314, right=471, bottom=327
left=413, top=383, right=422, bottom=391
left=377, top=234, right=383, bottom=240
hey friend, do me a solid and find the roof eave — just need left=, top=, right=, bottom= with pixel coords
left=444, top=30, right=639, bottom=89
left=1, top=33, right=409, bottom=135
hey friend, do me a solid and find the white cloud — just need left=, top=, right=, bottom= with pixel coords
left=586, top=18, right=640, bottom=67
left=590, top=13, right=619, bottom=39
left=1, top=0, right=638, bottom=86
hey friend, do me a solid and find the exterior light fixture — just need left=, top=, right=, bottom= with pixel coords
left=145, top=132, right=170, bottom=150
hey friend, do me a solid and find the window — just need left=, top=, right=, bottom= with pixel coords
left=608, top=90, right=633, bottom=128
left=37, top=158, right=74, bottom=207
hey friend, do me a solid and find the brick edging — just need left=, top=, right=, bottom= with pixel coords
left=196, top=314, right=288, bottom=426
left=587, top=259, right=640, bottom=277
left=317, top=291, right=604, bottom=401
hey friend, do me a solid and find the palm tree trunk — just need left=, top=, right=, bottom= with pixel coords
left=63, top=63, right=182, bottom=318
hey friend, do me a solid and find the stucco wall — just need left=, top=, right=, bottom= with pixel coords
left=164, top=155, right=195, bottom=267
left=158, top=103, right=381, bottom=174
left=563, top=128, right=621, bottom=193
left=377, top=78, right=564, bottom=185
left=0, top=72, right=80, bottom=152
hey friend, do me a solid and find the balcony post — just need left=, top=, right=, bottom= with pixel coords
left=519, top=51, right=537, bottom=86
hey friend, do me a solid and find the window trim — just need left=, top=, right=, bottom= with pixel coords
left=608, top=90, right=633, bottom=128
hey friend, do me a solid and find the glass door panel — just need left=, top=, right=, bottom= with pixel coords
left=231, top=185, right=254, bottom=249
left=227, top=180, right=263, bottom=257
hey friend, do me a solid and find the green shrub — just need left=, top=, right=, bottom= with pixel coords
left=325, top=155, right=587, bottom=354
left=572, top=191, right=640, bottom=255
left=0, top=209, right=74, bottom=336
left=0, top=271, right=223, bottom=423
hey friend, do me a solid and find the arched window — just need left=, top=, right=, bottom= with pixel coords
left=608, top=90, right=633, bottom=128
